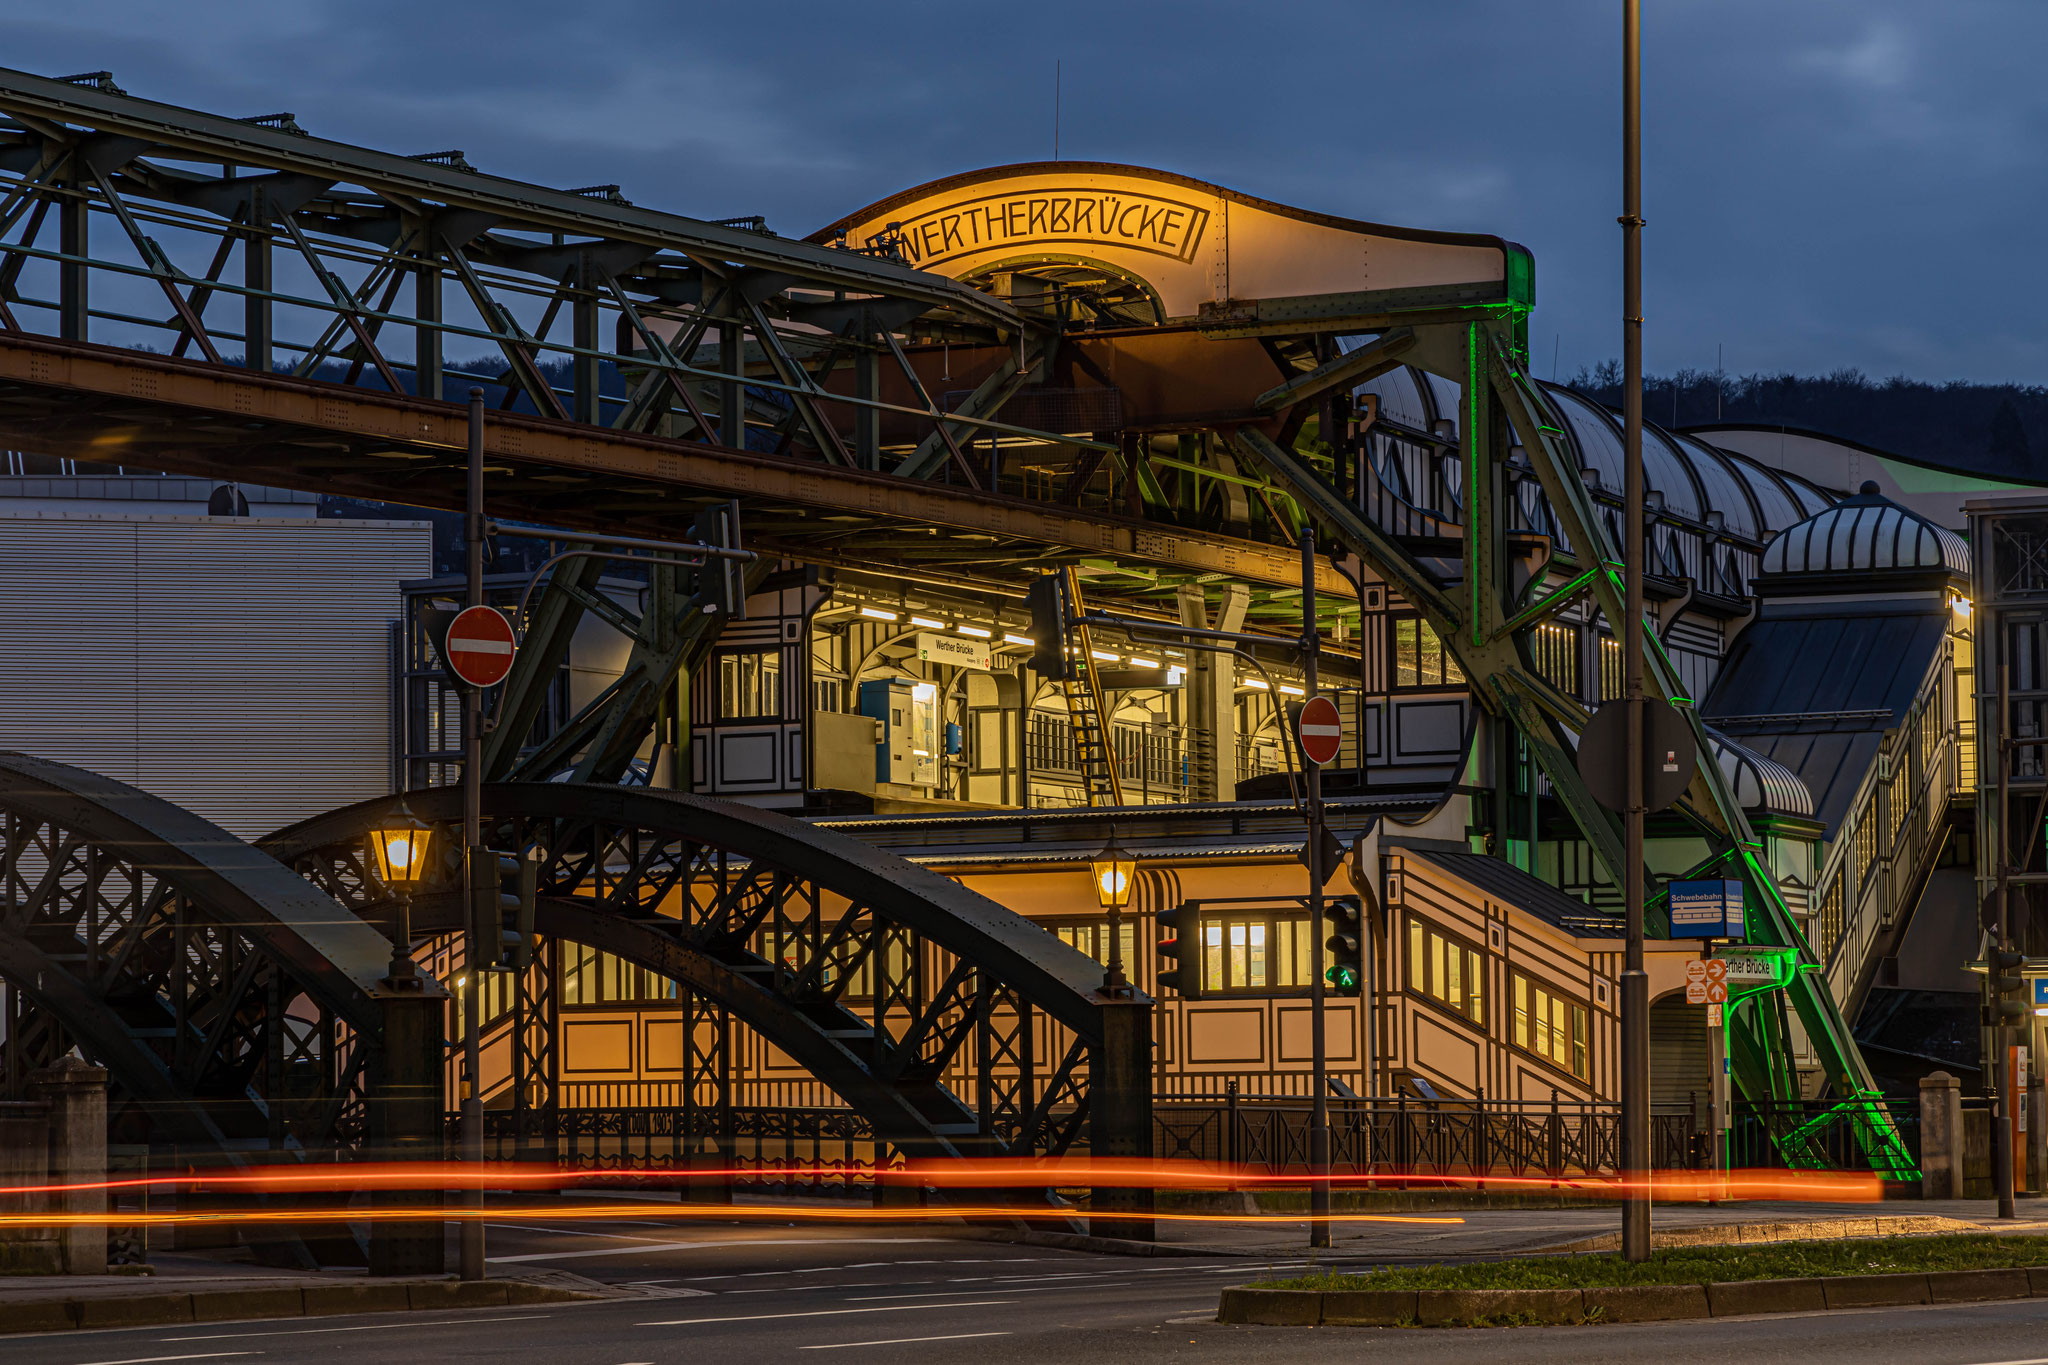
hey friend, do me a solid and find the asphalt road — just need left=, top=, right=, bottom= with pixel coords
left=8, top=1214, right=2048, bottom=1363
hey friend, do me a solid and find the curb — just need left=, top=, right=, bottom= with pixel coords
left=1536, top=1214, right=1983, bottom=1255
left=0, top=1278, right=600, bottom=1337
left=1217, top=1265, right=2048, bottom=1328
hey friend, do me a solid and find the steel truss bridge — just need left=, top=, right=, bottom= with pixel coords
left=0, top=68, right=1907, bottom=1182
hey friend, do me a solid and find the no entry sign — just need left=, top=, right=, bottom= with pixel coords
left=1295, top=695, right=1343, bottom=766
left=443, top=605, right=517, bottom=688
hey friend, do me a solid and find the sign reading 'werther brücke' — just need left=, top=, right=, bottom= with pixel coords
left=869, top=188, right=1212, bottom=271
left=916, top=632, right=991, bottom=671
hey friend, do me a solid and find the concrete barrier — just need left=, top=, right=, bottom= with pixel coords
left=1582, top=1284, right=1708, bottom=1322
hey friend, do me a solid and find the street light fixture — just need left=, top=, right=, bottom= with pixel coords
left=369, top=799, right=433, bottom=989
left=1091, top=831, right=1137, bottom=995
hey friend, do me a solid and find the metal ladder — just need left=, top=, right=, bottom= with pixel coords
left=1054, top=565, right=1124, bottom=807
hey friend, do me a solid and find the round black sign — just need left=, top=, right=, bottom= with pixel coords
left=1576, top=698, right=1699, bottom=814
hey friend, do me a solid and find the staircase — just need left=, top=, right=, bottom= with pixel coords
left=1054, top=566, right=1125, bottom=807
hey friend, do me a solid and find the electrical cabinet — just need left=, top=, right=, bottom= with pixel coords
left=858, top=678, right=938, bottom=787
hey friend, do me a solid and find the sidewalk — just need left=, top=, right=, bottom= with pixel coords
left=0, top=1252, right=608, bottom=1336
left=1131, top=1195, right=2048, bottom=1261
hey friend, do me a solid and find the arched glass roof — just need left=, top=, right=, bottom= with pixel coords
left=1761, top=485, right=1971, bottom=578
left=1349, top=365, right=1841, bottom=562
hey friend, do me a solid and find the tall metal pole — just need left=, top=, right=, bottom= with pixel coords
left=1996, top=660, right=2017, bottom=1219
left=460, top=387, right=486, bottom=1281
left=1303, top=523, right=1331, bottom=1248
left=1620, top=0, right=1653, bottom=1263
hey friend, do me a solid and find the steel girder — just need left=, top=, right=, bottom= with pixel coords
left=1235, top=318, right=1909, bottom=1175
left=0, top=753, right=449, bottom=1267
left=264, top=784, right=1147, bottom=1166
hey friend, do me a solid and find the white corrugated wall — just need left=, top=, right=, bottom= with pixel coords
left=0, top=514, right=432, bottom=838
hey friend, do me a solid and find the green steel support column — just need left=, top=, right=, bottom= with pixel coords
left=481, top=551, right=613, bottom=780
left=243, top=186, right=271, bottom=374
left=415, top=243, right=442, bottom=402
left=58, top=173, right=85, bottom=341
left=571, top=252, right=601, bottom=425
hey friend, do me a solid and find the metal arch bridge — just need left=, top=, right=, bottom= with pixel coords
left=261, top=782, right=1152, bottom=1171
left=0, top=751, right=445, bottom=1271
left=0, top=69, right=1903, bottom=1171
left=0, top=755, right=1154, bottom=1247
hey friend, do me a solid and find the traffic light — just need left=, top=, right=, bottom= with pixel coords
left=1324, top=895, right=1363, bottom=997
left=688, top=500, right=745, bottom=618
left=1155, top=902, right=1202, bottom=998
left=1990, top=947, right=2028, bottom=1024
left=472, top=847, right=539, bottom=972
left=1025, top=573, right=1073, bottom=679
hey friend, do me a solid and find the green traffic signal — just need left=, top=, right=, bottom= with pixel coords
left=1326, top=964, right=1361, bottom=994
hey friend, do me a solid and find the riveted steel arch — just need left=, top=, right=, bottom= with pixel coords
left=264, top=783, right=1149, bottom=1163
left=0, top=753, right=449, bottom=1270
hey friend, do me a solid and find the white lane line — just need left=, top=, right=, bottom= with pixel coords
left=799, top=1333, right=1010, bottom=1352
left=846, top=1284, right=1145, bottom=1302
left=165, top=1317, right=546, bottom=1343
left=642, top=1300, right=1008, bottom=1327
left=490, top=1237, right=952, bottom=1264
left=71, top=1355, right=259, bottom=1365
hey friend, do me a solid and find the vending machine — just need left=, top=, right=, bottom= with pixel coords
left=858, top=679, right=938, bottom=788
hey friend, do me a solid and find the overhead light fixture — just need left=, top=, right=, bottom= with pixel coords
left=1091, top=650, right=1120, bottom=662
left=859, top=606, right=898, bottom=621
left=1242, top=678, right=1270, bottom=690
left=1128, top=656, right=1160, bottom=669
left=1279, top=684, right=1306, bottom=697
left=910, top=616, right=947, bottom=630
left=957, top=624, right=992, bottom=638
left=1004, top=633, right=1034, bottom=646
left=1952, top=594, right=1972, bottom=619
left=1166, top=667, right=1185, bottom=685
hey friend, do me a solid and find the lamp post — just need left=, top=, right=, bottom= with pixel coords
left=369, top=799, right=433, bottom=988
left=1091, top=832, right=1137, bottom=995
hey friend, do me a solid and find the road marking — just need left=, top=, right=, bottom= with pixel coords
left=166, top=1318, right=544, bottom=1342
left=490, top=1237, right=951, bottom=1263
left=799, top=1333, right=1010, bottom=1352
left=71, top=1355, right=259, bottom=1365
left=643, top=1300, right=1009, bottom=1326
left=846, top=1283, right=1145, bottom=1301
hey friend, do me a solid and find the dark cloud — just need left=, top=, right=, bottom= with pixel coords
left=9, top=1, right=2044, bottom=381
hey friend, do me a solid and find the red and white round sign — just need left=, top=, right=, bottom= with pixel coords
left=444, top=605, right=517, bottom=688
left=1295, top=695, right=1343, bottom=766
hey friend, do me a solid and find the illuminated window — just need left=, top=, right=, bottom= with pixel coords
left=719, top=650, right=782, bottom=719
left=1191, top=910, right=1313, bottom=994
left=1392, top=616, right=1466, bottom=690
left=1532, top=621, right=1580, bottom=696
left=1052, top=920, right=1139, bottom=975
left=1406, top=917, right=1483, bottom=1025
left=1512, top=972, right=1590, bottom=1080
left=560, top=944, right=679, bottom=1006
left=1598, top=634, right=1624, bottom=702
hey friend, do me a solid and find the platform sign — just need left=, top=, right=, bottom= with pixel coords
left=1669, top=879, right=1744, bottom=939
left=443, top=605, right=517, bottom=688
left=916, top=632, right=991, bottom=671
left=1711, top=948, right=1784, bottom=991
left=1295, top=696, right=1343, bottom=766
left=1685, top=959, right=1728, bottom=1006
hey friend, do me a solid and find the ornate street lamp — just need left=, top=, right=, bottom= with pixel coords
left=1091, top=830, right=1137, bottom=995
left=368, top=799, right=433, bottom=989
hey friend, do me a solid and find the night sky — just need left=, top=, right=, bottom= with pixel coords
left=10, top=1, right=2045, bottom=384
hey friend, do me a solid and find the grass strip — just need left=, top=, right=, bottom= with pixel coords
left=1252, top=1233, right=2048, bottom=1291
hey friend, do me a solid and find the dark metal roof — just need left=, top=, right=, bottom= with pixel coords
left=1700, top=603, right=1947, bottom=834
left=1761, top=484, right=1970, bottom=578
left=1403, top=847, right=1621, bottom=938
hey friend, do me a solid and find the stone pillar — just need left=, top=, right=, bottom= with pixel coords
left=28, top=1058, right=107, bottom=1274
left=0, top=1100, right=57, bottom=1273
left=368, top=992, right=446, bottom=1276
left=1920, top=1070, right=1964, bottom=1201
left=1088, top=997, right=1155, bottom=1241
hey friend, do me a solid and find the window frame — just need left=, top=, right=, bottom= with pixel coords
left=715, top=646, right=784, bottom=721
left=1177, top=903, right=1316, bottom=997
left=1404, top=916, right=1485, bottom=1027
left=1510, top=970, right=1593, bottom=1081
left=1389, top=613, right=1468, bottom=691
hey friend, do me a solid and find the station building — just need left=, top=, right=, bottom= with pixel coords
left=431, top=164, right=2016, bottom=1112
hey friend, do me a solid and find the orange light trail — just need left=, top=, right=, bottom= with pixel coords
left=0, top=1160, right=1879, bottom=1204
left=0, top=1203, right=1466, bottom=1229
